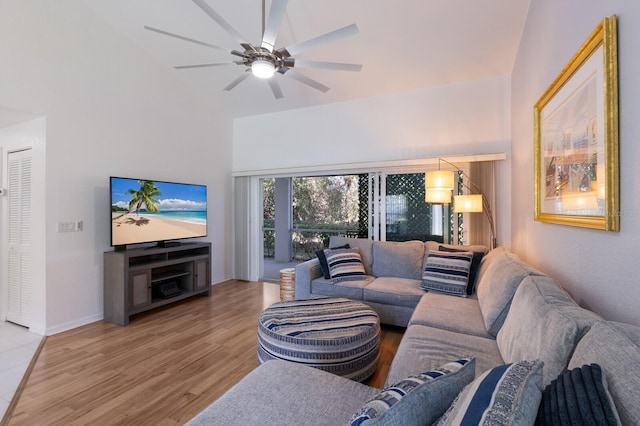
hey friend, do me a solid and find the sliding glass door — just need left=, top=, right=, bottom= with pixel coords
left=367, top=171, right=458, bottom=244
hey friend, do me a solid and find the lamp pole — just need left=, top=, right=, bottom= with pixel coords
left=437, top=158, right=497, bottom=249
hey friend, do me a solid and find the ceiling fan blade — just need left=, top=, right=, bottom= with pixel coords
left=144, top=26, right=229, bottom=53
left=292, top=59, right=362, bottom=72
left=285, top=70, right=330, bottom=93
left=261, top=0, right=288, bottom=52
left=224, top=73, right=251, bottom=91
left=268, top=78, right=284, bottom=100
left=175, top=61, right=243, bottom=70
left=192, top=0, right=251, bottom=48
left=279, top=23, right=359, bottom=57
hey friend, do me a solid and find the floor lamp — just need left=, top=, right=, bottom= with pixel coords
left=424, top=159, right=497, bottom=249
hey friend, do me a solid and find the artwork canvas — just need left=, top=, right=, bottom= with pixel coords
left=534, top=16, right=619, bottom=231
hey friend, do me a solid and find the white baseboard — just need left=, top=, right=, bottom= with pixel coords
left=44, top=313, right=104, bottom=336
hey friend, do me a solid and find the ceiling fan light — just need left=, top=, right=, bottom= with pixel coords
left=252, top=60, right=275, bottom=79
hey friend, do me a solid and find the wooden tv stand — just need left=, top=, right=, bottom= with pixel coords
left=103, top=242, right=211, bottom=325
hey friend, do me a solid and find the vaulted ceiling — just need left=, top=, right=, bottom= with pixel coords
left=85, top=0, right=531, bottom=118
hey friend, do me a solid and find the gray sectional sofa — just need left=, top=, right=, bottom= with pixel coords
left=186, top=240, right=640, bottom=425
left=294, top=237, right=489, bottom=327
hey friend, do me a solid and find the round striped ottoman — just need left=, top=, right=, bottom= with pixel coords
left=257, top=298, right=380, bottom=382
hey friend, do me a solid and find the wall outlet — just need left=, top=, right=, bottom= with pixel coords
left=57, top=220, right=84, bottom=232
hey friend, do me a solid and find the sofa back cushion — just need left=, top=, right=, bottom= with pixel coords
left=568, top=320, right=640, bottom=426
left=474, top=246, right=508, bottom=285
left=476, top=250, right=544, bottom=336
left=371, top=240, right=425, bottom=280
left=330, top=237, right=374, bottom=276
left=497, top=275, right=601, bottom=386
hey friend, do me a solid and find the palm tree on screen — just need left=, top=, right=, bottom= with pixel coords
left=127, top=180, right=162, bottom=215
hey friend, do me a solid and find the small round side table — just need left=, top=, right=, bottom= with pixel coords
left=279, top=268, right=295, bottom=301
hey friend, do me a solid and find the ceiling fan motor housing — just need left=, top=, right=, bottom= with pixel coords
left=244, top=49, right=282, bottom=70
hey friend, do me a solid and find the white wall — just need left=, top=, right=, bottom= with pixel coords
left=235, top=77, right=511, bottom=171
left=511, top=0, right=640, bottom=325
left=0, top=0, right=233, bottom=334
left=234, top=77, right=513, bottom=246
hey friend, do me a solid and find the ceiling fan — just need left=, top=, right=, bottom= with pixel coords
left=144, top=0, right=362, bottom=99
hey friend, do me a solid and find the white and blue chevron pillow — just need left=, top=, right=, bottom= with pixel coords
left=349, top=358, right=475, bottom=426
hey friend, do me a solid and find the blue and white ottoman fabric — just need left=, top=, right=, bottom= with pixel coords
left=258, top=298, right=381, bottom=382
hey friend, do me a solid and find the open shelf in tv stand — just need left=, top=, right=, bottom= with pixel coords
left=103, top=242, right=211, bottom=326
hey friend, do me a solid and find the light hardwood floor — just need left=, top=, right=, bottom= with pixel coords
left=5, top=281, right=403, bottom=425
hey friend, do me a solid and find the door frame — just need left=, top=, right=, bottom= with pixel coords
left=0, top=117, right=47, bottom=334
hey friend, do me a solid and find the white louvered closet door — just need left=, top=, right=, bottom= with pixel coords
left=7, top=148, right=32, bottom=327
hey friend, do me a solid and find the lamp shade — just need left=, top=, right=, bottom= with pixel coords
left=425, top=189, right=452, bottom=204
left=454, top=194, right=483, bottom=213
left=252, top=60, right=275, bottom=79
left=425, top=170, right=455, bottom=190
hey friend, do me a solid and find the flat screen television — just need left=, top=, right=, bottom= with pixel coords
left=110, top=177, right=207, bottom=249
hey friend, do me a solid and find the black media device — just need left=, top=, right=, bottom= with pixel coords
left=153, top=281, right=183, bottom=299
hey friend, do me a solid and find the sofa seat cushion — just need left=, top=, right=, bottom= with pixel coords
left=371, top=240, right=425, bottom=280
left=497, top=275, right=601, bottom=387
left=363, top=277, right=424, bottom=308
left=476, top=250, right=545, bottom=336
left=185, top=360, right=380, bottom=426
left=361, top=301, right=415, bottom=328
left=385, top=324, right=504, bottom=387
left=311, top=276, right=375, bottom=299
left=409, top=293, right=492, bottom=338
left=568, top=320, right=640, bottom=426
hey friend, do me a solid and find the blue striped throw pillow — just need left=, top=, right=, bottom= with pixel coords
left=436, top=359, right=544, bottom=425
left=350, top=358, right=475, bottom=426
left=422, top=250, right=474, bottom=297
left=326, top=248, right=366, bottom=283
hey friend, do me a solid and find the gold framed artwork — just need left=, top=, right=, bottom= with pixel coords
left=534, top=15, right=619, bottom=231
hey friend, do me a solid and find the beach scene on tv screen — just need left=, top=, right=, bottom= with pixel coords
left=111, top=178, right=207, bottom=246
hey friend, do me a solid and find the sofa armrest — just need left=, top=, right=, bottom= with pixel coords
left=295, top=258, right=322, bottom=299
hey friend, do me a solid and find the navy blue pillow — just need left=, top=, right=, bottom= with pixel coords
left=536, top=364, right=620, bottom=426
left=438, top=245, right=485, bottom=295
left=316, top=244, right=350, bottom=279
